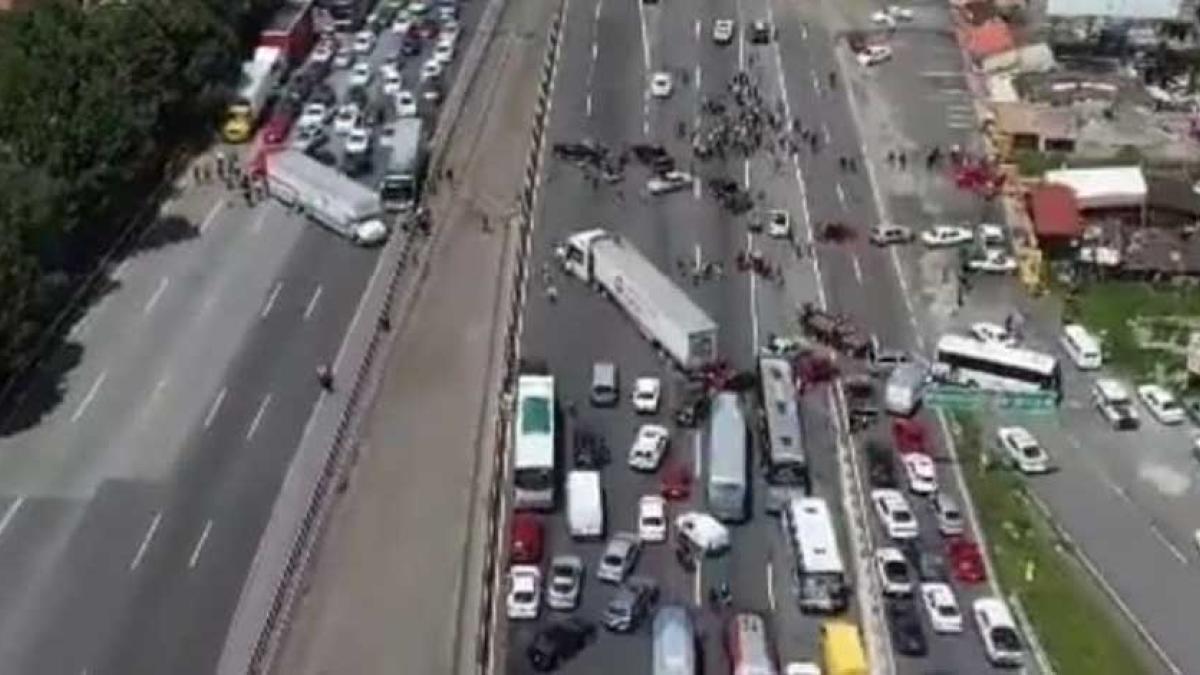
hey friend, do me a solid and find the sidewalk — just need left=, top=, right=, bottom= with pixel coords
left=268, top=0, right=553, bottom=672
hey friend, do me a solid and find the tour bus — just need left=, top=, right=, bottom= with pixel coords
left=708, top=392, right=749, bottom=523
left=513, top=374, right=556, bottom=510
left=781, top=497, right=848, bottom=613
left=758, top=356, right=807, bottom=513
left=1060, top=323, right=1102, bottom=370
left=934, top=334, right=1061, bottom=399
left=726, top=612, right=779, bottom=675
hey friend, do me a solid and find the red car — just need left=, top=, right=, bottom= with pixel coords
left=795, top=350, right=838, bottom=386
left=661, top=461, right=692, bottom=501
left=946, top=538, right=987, bottom=584
left=891, top=418, right=929, bottom=455
left=510, top=513, right=544, bottom=564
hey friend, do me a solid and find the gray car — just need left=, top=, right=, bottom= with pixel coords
left=603, top=576, right=659, bottom=632
left=547, top=555, right=584, bottom=611
left=597, top=532, right=641, bottom=584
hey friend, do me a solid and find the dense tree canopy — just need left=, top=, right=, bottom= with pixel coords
left=0, top=0, right=264, bottom=381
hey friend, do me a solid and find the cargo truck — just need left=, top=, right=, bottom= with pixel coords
left=222, top=46, right=285, bottom=144
left=556, top=228, right=718, bottom=370
left=380, top=118, right=426, bottom=211
left=265, top=150, right=389, bottom=245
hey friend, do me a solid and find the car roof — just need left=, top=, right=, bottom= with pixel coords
left=999, top=426, right=1035, bottom=444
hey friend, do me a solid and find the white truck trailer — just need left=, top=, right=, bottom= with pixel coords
left=265, top=150, right=389, bottom=245
left=557, top=228, right=718, bottom=370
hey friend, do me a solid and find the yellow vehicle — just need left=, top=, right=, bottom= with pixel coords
left=821, top=620, right=868, bottom=675
left=221, top=46, right=284, bottom=143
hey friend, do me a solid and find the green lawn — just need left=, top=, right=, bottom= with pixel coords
left=1068, top=281, right=1200, bottom=385
left=951, top=413, right=1151, bottom=675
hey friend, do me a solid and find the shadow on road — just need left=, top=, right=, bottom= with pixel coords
left=129, top=213, right=200, bottom=256
left=0, top=340, right=85, bottom=436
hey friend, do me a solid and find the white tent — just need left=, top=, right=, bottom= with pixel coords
left=1045, top=166, right=1147, bottom=210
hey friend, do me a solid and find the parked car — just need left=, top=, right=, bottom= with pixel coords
left=349, top=61, right=373, bottom=88
left=352, top=30, right=376, bottom=54
left=333, top=103, right=361, bottom=135
left=638, top=495, right=668, bottom=543
left=526, top=618, right=595, bottom=672
left=920, top=583, right=963, bottom=633
left=1137, top=384, right=1185, bottom=425
left=920, top=225, right=973, bottom=247
left=597, top=532, right=641, bottom=583
left=507, top=565, right=542, bottom=620
left=344, top=126, right=372, bottom=155
left=547, top=555, right=584, bottom=611
left=603, top=577, right=659, bottom=632
left=298, top=102, right=331, bottom=130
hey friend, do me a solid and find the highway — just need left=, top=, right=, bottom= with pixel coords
left=0, top=2, right=482, bottom=672
left=501, top=0, right=1023, bottom=671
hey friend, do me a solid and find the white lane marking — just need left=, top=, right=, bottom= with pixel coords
left=198, top=200, right=223, bottom=233
left=69, top=315, right=91, bottom=341
left=260, top=281, right=283, bottom=318
left=810, top=69, right=819, bottom=92
left=694, top=64, right=701, bottom=91
left=591, top=40, right=598, bottom=61
left=922, top=70, right=964, bottom=77
left=694, top=18, right=700, bottom=42
left=142, top=277, right=169, bottom=316
left=203, top=387, right=227, bottom=429
left=250, top=206, right=270, bottom=233
left=129, top=512, right=162, bottom=571
left=693, top=560, right=703, bottom=606
left=304, top=285, right=323, bottom=320
left=113, top=260, right=130, bottom=280
left=946, top=104, right=974, bottom=113
left=692, top=176, right=701, bottom=200
left=594, top=0, right=601, bottom=20
left=747, top=232, right=760, bottom=349
left=1149, top=522, right=1187, bottom=565
left=0, top=497, right=26, bottom=540
left=71, top=370, right=108, bottom=423
left=188, top=520, right=214, bottom=569
left=822, top=123, right=831, bottom=144
left=799, top=21, right=807, bottom=39
left=835, top=182, right=847, bottom=210
left=735, top=0, right=745, bottom=69
left=643, top=100, right=650, bottom=137
left=150, top=376, right=169, bottom=402
left=851, top=255, right=864, bottom=284
left=947, top=120, right=975, bottom=129
left=693, top=433, right=702, bottom=479
left=635, top=0, right=650, bottom=72
left=693, top=244, right=702, bottom=273
left=765, top=561, right=776, bottom=611
left=585, top=92, right=593, bottom=117
left=742, top=160, right=750, bottom=189
left=939, top=87, right=968, bottom=95
left=245, top=393, right=272, bottom=441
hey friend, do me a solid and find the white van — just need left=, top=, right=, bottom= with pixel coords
left=884, top=363, right=928, bottom=417
left=1060, top=324, right=1101, bottom=370
left=566, top=470, right=604, bottom=539
left=972, top=597, right=1024, bottom=667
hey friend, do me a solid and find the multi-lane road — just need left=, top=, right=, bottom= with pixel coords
left=502, top=0, right=1032, bottom=671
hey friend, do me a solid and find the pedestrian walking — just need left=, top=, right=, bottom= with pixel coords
left=481, top=213, right=491, bottom=232
left=445, top=167, right=455, bottom=184
left=898, top=151, right=907, bottom=169
left=886, top=151, right=895, bottom=165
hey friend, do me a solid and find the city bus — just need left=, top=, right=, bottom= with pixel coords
left=934, top=334, right=1061, bottom=398
left=758, top=356, right=807, bottom=513
left=780, top=497, right=848, bottom=613
left=708, top=392, right=748, bottom=523
left=513, top=374, right=556, bottom=510
left=726, top=612, right=779, bottom=675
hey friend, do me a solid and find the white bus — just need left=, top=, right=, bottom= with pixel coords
left=758, top=356, right=807, bottom=513
left=513, top=374, right=556, bottom=510
left=1060, top=323, right=1102, bottom=370
left=708, top=392, right=748, bottom=523
left=934, top=334, right=1061, bottom=398
left=780, top=497, right=848, bottom=613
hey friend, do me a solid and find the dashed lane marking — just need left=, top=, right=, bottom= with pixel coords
left=245, top=393, right=272, bottom=441
left=71, top=370, right=108, bottom=423
left=203, top=387, right=226, bottom=429
left=188, top=519, right=213, bottom=569
left=142, top=277, right=170, bottom=317
left=129, top=512, right=162, bottom=571
left=0, top=497, right=26, bottom=541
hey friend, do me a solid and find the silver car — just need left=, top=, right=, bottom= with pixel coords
left=597, top=532, right=641, bottom=584
left=547, top=555, right=584, bottom=611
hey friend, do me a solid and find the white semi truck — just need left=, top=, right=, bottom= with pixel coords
left=557, top=228, right=718, bottom=370
left=265, top=150, right=389, bottom=246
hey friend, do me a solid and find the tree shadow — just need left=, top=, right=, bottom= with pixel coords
left=129, top=212, right=200, bottom=255
left=0, top=341, right=85, bottom=436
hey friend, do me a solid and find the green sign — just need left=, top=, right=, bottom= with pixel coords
left=925, top=386, right=1059, bottom=414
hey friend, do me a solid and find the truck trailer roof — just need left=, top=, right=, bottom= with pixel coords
left=386, top=118, right=424, bottom=174
left=266, top=150, right=380, bottom=224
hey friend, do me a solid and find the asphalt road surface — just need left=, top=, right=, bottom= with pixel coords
left=0, top=2, right=487, bottom=672
left=500, top=0, right=1026, bottom=672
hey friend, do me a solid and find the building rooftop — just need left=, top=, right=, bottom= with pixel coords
left=1047, top=0, right=1184, bottom=20
left=991, top=102, right=1078, bottom=140
left=1029, top=184, right=1084, bottom=239
left=960, top=19, right=1016, bottom=60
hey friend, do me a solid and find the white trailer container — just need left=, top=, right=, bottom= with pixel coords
left=557, top=229, right=718, bottom=370
left=566, top=470, right=604, bottom=539
left=265, top=150, right=389, bottom=245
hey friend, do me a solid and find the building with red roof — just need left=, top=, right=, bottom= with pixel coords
left=1028, top=183, right=1083, bottom=244
left=960, top=20, right=1016, bottom=61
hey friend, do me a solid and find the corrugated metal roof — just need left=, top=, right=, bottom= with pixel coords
left=1047, top=0, right=1183, bottom=20
left=1045, top=166, right=1147, bottom=210
left=1029, top=184, right=1083, bottom=238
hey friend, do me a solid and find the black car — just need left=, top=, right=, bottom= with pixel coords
left=749, top=20, right=771, bottom=44
left=673, top=379, right=709, bottom=427
left=572, top=425, right=609, bottom=469
left=886, top=599, right=928, bottom=657
left=400, top=37, right=422, bottom=56
left=901, top=542, right=948, bottom=582
left=866, top=441, right=898, bottom=488
left=527, top=618, right=596, bottom=672
left=603, top=577, right=659, bottom=632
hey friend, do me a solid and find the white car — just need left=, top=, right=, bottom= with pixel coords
left=968, top=249, right=1018, bottom=273
left=888, top=4, right=915, bottom=21
left=547, top=554, right=584, bottom=611
left=874, top=547, right=913, bottom=597
left=352, top=219, right=391, bottom=246
left=297, top=102, right=330, bottom=130
left=997, top=426, right=1050, bottom=474
left=352, top=30, right=376, bottom=54
left=767, top=209, right=791, bottom=238
left=856, top=44, right=893, bottom=67
left=628, top=424, right=670, bottom=471
left=647, top=170, right=693, bottom=195
left=391, top=11, right=414, bottom=33
left=783, top=664, right=822, bottom=675
left=675, top=511, right=730, bottom=554
left=650, top=72, right=673, bottom=98
left=638, top=495, right=667, bottom=543
left=921, top=225, right=973, bottom=247
left=421, top=59, right=444, bottom=82
left=712, top=18, right=735, bottom=44
left=408, top=1, right=430, bottom=14
left=395, top=90, right=418, bottom=117
left=381, top=65, right=403, bottom=95
left=901, top=453, right=937, bottom=495
left=1137, top=384, right=1185, bottom=425
left=870, top=10, right=897, bottom=26
left=1093, top=378, right=1139, bottom=430
left=920, top=583, right=964, bottom=633
left=871, top=489, right=918, bottom=540
left=869, top=223, right=913, bottom=245
left=310, top=40, right=335, bottom=65
left=969, top=321, right=1017, bottom=347
left=441, top=20, right=462, bottom=44
left=977, top=222, right=1005, bottom=245
left=333, top=103, right=361, bottom=135
left=433, top=41, right=456, bottom=65
left=333, top=47, right=354, bottom=70
left=349, top=61, right=373, bottom=88
left=344, top=126, right=372, bottom=155
left=506, top=565, right=542, bottom=620
left=632, top=377, right=661, bottom=414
